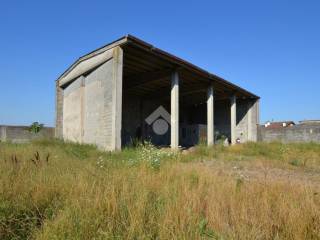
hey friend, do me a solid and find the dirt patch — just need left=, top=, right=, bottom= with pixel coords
left=184, top=159, right=320, bottom=190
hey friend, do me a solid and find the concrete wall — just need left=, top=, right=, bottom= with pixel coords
left=63, top=76, right=83, bottom=142
left=122, top=94, right=171, bottom=146
left=235, top=98, right=259, bottom=143
left=258, top=124, right=320, bottom=143
left=0, top=125, right=54, bottom=143
left=83, top=60, right=114, bottom=148
left=215, top=100, right=231, bottom=138
left=59, top=47, right=123, bottom=151
left=185, top=98, right=259, bottom=143
left=122, top=94, right=141, bottom=145
left=121, top=96, right=259, bottom=146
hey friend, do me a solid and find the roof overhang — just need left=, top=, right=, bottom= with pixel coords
left=57, top=34, right=259, bottom=99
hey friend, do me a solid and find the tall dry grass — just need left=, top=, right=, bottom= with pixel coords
left=0, top=140, right=319, bottom=239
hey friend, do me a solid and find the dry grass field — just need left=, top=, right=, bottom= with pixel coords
left=0, top=140, right=320, bottom=239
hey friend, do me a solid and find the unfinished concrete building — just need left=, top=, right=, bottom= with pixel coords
left=56, top=35, right=260, bottom=151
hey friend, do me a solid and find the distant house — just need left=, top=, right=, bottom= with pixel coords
left=264, top=121, right=295, bottom=129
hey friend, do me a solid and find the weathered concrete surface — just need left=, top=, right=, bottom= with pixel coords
left=122, top=94, right=171, bottom=146
left=59, top=47, right=123, bottom=151
left=230, top=96, right=237, bottom=144
left=180, top=124, right=207, bottom=146
left=0, top=126, right=7, bottom=142
left=0, top=125, right=54, bottom=143
left=250, top=99, right=259, bottom=142
left=111, top=47, right=123, bottom=151
left=207, top=85, right=214, bottom=146
left=59, top=50, right=113, bottom=86
left=83, top=57, right=114, bottom=149
left=63, top=76, right=83, bottom=143
left=171, top=71, right=179, bottom=149
left=258, top=124, right=320, bottom=143
left=235, top=99, right=259, bottom=143
left=55, top=81, right=63, bottom=138
left=121, top=96, right=259, bottom=147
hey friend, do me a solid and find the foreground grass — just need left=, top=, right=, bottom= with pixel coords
left=0, top=140, right=320, bottom=239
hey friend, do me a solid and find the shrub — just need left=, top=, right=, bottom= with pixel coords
left=29, top=122, right=44, bottom=134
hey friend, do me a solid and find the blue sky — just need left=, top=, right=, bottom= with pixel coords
left=0, top=0, right=319, bottom=127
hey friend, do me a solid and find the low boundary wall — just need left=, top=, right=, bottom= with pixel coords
left=0, top=125, right=54, bottom=143
left=258, top=124, right=320, bottom=143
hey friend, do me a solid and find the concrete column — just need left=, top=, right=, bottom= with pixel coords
left=171, top=71, right=179, bottom=149
left=247, top=100, right=253, bottom=141
left=256, top=99, right=260, bottom=125
left=111, top=46, right=123, bottom=151
left=230, top=95, right=237, bottom=145
left=207, top=85, right=214, bottom=146
left=254, top=99, right=260, bottom=142
left=55, top=81, right=64, bottom=138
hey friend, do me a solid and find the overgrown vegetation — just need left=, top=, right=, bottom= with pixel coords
left=28, top=122, right=44, bottom=134
left=0, top=140, right=320, bottom=239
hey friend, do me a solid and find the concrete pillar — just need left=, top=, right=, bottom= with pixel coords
left=207, top=85, right=214, bottom=146
left=171, top=71, right=179, bottom=149
left=247, top=100, right=253, bottom=141
left=256, top=99, right=260, bottom=125
left=111, top=46, right=123, bottom=151
left=254, top=99, right=260, bottom=142
left=55, top=81, right=64, bottom=138
left=230, top=95, right=237, bottom=145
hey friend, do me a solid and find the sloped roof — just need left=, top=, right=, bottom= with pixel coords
left=57, top=34, right=259, bottom=99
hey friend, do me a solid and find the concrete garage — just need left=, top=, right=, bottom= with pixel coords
left=56, top=35, right=260, bottom=151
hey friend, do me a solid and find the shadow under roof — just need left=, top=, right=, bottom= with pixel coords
left=57, top=34, right=259, bottom=100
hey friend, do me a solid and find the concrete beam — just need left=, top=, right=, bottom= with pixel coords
left=230, top=95, right=237, bottom=145
left=111, top=47, right=123, bottom=151
left=207, top=85, right=214, bottom=146
left=171, top=71, right=179, bottom=149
